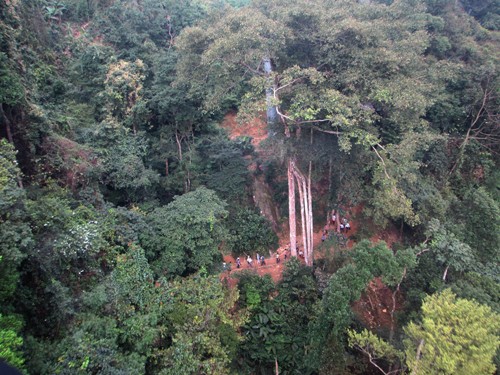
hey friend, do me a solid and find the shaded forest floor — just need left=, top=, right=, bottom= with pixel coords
left=220, top=113, right=403, bottom=331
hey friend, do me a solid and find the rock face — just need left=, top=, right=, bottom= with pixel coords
left=253, top=174, right=280, bottom=232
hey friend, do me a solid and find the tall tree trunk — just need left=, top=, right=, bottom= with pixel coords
left=291, top=160, right=314, bottom=266
left=175, top=129, right=183, bottom=162
left=295, top=168, right=307, bottom=261
left=411, top=340, right=425, bottom=375
left=307, top=161, right=313, bottom=266
left=288, top=159, right=297, bottom=257
left=442, top=265, right=449, bottom=282
left=328, top=156, right=332, bottom=200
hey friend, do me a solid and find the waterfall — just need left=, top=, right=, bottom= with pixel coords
left=263, top=57, right=278, bottom=124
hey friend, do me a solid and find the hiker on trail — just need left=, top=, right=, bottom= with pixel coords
left=236, top=257, right=241, bottom=269
left=276, top=253, right=280, bottom=263
left=299, top=249, right=304, bottom=258
left=256, top=253, right=260, bottom=265
left=261, top=255, right=265, bottom=266
left=284, top=251, right=288, bottom=260
left=331, top=211, right=336, bottom=226
left=222, top=262, right=227, bottom=272
left=247, top=256, right=253, bottom=268
left=340, top=223, right=345, bottom=232
left=345, top=222, right=351, bottom=232
left=321, top=233, right=326, bottom=242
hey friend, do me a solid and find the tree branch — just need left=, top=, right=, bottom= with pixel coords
left=372, top=145, right=392, bottom=181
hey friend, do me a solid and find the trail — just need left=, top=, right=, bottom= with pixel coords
left=219, top=112, right=403, bottom=331
left=219, top=112, right=361, bottom=282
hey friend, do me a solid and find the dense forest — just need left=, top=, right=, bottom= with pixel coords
left=0, top=0, right=499, bottom=374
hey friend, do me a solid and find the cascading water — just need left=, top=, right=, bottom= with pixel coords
left=263, top=57, right=277, bottom=125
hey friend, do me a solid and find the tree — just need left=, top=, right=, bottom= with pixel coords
left=0, top=140, right=31, bottom=302
left=141, top=187, right=228, bottom=277
left=160, top=270, right=243, bottom=375
left=310, top=240, right=415, bottom=372
left=404, top=289, right=500, bottom=375
left=103, top=59, right=146, bottom=133
left=425, top=219, right=476, bottom=282
left=0, top=312, right=25, bottom=371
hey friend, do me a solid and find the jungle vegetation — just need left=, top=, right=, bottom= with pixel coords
left=0, top=0, right=499, bottom=374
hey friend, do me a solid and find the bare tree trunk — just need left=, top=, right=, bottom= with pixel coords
left=291, top=160, right=314, bottom=266
left=301, top=175, right=310, bottom=264
left=442, top=265, right=449, bottom=282
left=288, top=159, right=297, bottom=257
left=165, top=159, right=169, bottom=176
left=175, top=130, right=183, bottom=162
left=328, top=156, right=332, bottom=201
left=295, top=168, right=307, bottom=261
left=307, top=161, right=313, bottom=266
left=390, top=267, right=406, bottom=342
left=411, top=339, right=425, bottom=375
left=275, top=357, right=279, bottom=375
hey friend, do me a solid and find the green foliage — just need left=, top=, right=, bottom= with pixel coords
left=238, top=258, right=319, bottom=374
left=426, top=218, right=476, bottom=276
left=197, top=135, right=251, bottom=203
left=451, top=186, right=500, bottom=265
left=161, top=271, right=243, bottom=375
left=234, top=271, right=275, bottom=309
left=141, top=187, right=228, bottom=277
left=310, top=240, right=416, bottom=371
left=226, top=208, right=278, bottom=255
left=404, top=289, right=500, bottom=375
left=0, top=313, right=25, bottom=371
left=348, top=328, right=404, bottom=369
left=0, top=141, right=32, bottom=303
left=450, top=272, right=500, bottom=312
left=1, top=0, right=499, bottom=373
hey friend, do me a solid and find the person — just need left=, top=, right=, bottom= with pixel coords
left=284, top=251, right=288, bottom=260
left=276, top=253, right=280, bottom=263
left=340, top=223, right=345, bottom=232
left=321, top=233, right=326, bottom=242
left=247, top=256, right=253, bottom=268
left=299, top=249, right=304, bottom=258
left=345, top=222, right=351, bottom=232
left=222, top=262, right=227, bottom=271
left=256, top=252, right=260, bottom=265
left=260, top=255, right=265, bottom=266
left=236, top=257, right=241, bottom=269
left=331, top=211, right=336, bottom=225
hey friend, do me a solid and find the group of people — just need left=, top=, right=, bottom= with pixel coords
left=331, top=210, right=351, bottom=232
left=322, top=210, right=352, bottom=242
left=233, top=249, right=287, bottom=270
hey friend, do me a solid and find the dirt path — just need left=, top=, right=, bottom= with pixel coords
left=219, top=112, right=403, bottom=331
left=219, top=112, right=361, bottom=283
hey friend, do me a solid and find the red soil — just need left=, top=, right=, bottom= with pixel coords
left=218, top=112, right=404, bottom=332
left=220, top=112, right=268, bottom=148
